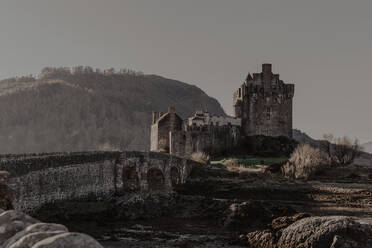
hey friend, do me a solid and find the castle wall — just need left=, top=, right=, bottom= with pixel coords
left=170, top=125, right=241, bottom=157
left=150, top=108, right=183, bottom=153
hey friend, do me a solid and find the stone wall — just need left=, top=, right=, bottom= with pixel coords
left=0, top=152, right=196, bottom=214
left=170, top=124, right=241, bottom=157
left=151, top=107, right=183, bottom=153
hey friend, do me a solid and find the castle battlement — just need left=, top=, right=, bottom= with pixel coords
left=188, top=110, right=241, bottom=127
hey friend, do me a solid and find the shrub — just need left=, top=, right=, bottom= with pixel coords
left=322, top=134, right=362, bottom=166
left=282, top=144, right=331, bottom=180
left=191, top=152, right=210, bottom=164
left=224, top=158, right=240, bottom=168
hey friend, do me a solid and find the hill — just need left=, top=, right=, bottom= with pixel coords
left=362, top=141, right=372, bottom=154
left=0, top=67, right=225, bottom=154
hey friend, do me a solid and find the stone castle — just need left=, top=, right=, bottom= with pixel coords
left=150, top=64, right=295, bottom=157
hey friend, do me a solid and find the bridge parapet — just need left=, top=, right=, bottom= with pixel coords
left=0, top=151, right=197, bottom=214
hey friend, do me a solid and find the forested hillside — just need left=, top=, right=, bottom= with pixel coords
left=0, top=67, right=225, bottom=154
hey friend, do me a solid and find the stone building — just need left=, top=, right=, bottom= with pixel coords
left=151, top=108, right=241, bottom=157
left=150, top=107, right=183, bottom=153
left=233, top=64, right=294, bottom=138
left=151, top=63, right=294, bottom=157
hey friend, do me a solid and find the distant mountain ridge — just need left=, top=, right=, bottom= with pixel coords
left=0, top=67, right=225, bottom=154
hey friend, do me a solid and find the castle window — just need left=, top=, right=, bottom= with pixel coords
left=238, top=88, right=242, bottom=98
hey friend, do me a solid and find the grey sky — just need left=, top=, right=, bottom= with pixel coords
left=0, top=0, right=371, bottom=142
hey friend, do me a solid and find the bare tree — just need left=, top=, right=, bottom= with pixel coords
left=323, top=134, right=361, bottom=166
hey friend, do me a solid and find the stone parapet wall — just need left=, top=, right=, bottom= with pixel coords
left=0, top=152, right=196, bottom=214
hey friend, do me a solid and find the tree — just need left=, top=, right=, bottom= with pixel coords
left=323, top=134, right=361, bottom=166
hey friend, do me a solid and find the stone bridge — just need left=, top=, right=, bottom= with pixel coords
left=0, top=151, right=197, bottom=214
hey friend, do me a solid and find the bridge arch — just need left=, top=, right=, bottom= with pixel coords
left=122, top=165, right=139, bottom=192
left=147, top=167, right=165, bottom=191
left=170, top=167, right=181, bottom=187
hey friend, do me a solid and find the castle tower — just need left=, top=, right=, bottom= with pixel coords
left=233, top=63, right=295, bottom=138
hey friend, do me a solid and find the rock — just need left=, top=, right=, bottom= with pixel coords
left=346, top=173, right=360, bottom=179
left=245, top=230, right=276, bottom=248
left=8, top=231, right=65, bottom=248
left=330, top=235, right=359, bottom=248
left=130, top=224, right=152, bottom=231
left=223, top=201, right=295, bottom=231
left=264, top=162, right=286, bottom=174
left=0, top=171, right=9, bottom=185
left=0, top=210, right=39, bottom=244
left=277, top=216, right=372, bottom=248
left=4, top=223, right=68, bottom=248
left=271, top=213, right=310, bottom=231
left=31, top=232, right=103, bottom=248
left=0, top=171, right=14, bottom=210
left=116, top=193, right=177, bottom=219
left=223, top=201, right=271, bottom=231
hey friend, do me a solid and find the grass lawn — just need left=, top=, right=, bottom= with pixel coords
left=211, top=156, right=288, bottom=169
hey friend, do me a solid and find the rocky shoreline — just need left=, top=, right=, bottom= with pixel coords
left=1, top=161, right=372, bottom=247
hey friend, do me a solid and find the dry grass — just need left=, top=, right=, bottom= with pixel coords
left=223, top=158, right=264, bottom=173
left=282, top=144, right=331, bottom=180
left=190, top=152, right=210, bottom=164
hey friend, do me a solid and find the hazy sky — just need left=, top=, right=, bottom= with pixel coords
left=0, top=0, right=371, bottom=142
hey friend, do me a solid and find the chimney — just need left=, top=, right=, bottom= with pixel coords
left=262, top=63, right=272, bottom=74
left=262, top=63, right=272, bottom=85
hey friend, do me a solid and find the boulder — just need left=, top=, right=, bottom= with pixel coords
left=244, top=230, right=276, bottom=248
left=277, top=216, right=372, bottom=248
left=31, top=232, right=103, bottom=248
left=4, top=223, right=68, bottom=248
left=223, top=201, right=295, bottom=231
left=0, top=210, right=39, bottom=244
left=8, top=231, right=65, bottom=248
left=271, top=213, right=310, bottom=231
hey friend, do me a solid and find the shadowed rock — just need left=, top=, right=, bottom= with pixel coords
left=4, top=223, right=68, bottom=248
left=31, top=232, right=103, bottom=248
left=0, top=210, right=39, bottom=244
left=8, top=231, right=65, bottom=248
left=277, top=216, right=372, bottom=248
left=223, top=201, right=296, bottom=232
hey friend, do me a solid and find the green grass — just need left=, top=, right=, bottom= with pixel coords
left=211, top=156, right=288, bottom=168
